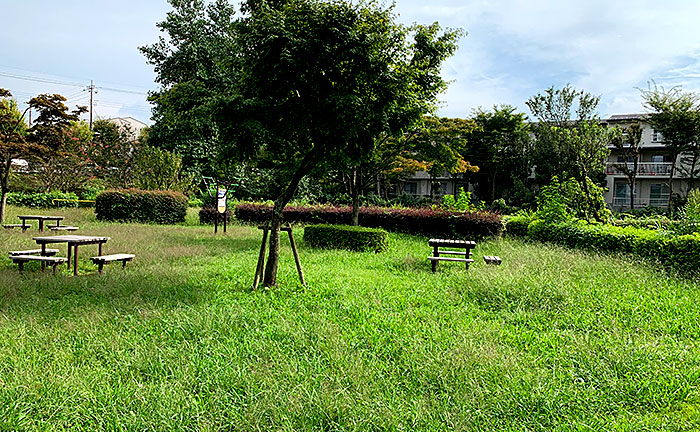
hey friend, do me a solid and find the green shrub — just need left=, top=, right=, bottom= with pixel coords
left=504, top=214, right=533, bottom=236
left=95, top=189, right=188, bottom=224
left=304, top=224, right=389, bottom=252
left=6, top=191, right=79, bottom=208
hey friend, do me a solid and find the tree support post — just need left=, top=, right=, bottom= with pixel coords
left=253, top=225, right=305, bottom=289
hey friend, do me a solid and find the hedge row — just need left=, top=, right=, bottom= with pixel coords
left=6, top=191, right=80, bottom=208
left=235, top=203, right=503, bottom=239
left=95, top=189, right=188, bottom=224
left=507, top=217, right=700, bottom=274
left=198, top=206, right=233, bottom=225
left=303, top=224, right=389, bottom=252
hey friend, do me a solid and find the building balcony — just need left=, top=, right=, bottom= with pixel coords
left=605, top=162, right=672, bottom=177
left=612, top=197, right=669, bottom=208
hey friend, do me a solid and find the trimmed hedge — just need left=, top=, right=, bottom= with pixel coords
left=199, top=206, right=233, bottom=225
left=304, top=224, right=389, bottom=252
left=235, top=203, right=503, bottom=239
left=519, top=219, right=700, bottom=274
left=95, top=189, right=187, bottom=224
left=7, top=191, right=79, bottom=208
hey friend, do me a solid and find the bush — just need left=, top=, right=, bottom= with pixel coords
left=235, top=203, right=504, bottom=239
left=304, top=224, right=389, bottom=252
left=521, top=218, right=700, bottom=274
left=504, top=214, right=533, bottom=237
left=199, top=206, right=233, bottom=224
left=95, top=189, right=188, bottom=224
left=6, top=191, right=80, bottom=208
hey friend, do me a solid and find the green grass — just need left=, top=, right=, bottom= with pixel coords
left=1, top=206, right=699, bottom=431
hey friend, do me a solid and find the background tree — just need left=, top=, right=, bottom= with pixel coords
left=90, top=119, right=138, bottom=187
left=29, top=120, right=93, bottom=192
left=611, top=122, right=643, bottom=210
left=526, top=85, right=600, bottom=184
left=464, top=105, right=531, bottom=203
left=641, top=84, right=700, bottom=209
left=0, top=89, right=29, bottom=222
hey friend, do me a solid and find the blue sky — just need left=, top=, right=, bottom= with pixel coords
left=2, top=0, right=700, bottom=124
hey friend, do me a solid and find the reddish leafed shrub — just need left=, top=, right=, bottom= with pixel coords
left=235, top=203, right=503, bottom=239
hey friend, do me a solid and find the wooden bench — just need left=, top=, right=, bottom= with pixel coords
left=10, top=255, right=67, bottom=274
left=3, top=224, right=31, bottom=231
left=483, top=255, right=502, bottom=265
left=90, top=254, right=135, bottom=274
left=49, top=225, right=79, bottom=232
left=428, top=239, right=476, bottom=272
left=9, top=248, right=60, bottom=257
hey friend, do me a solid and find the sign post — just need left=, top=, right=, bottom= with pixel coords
left=217, top=187, right=227, bottom=233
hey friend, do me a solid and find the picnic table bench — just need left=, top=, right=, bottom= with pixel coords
left=3, top=223, right=31, bottom=231
left=49, top=225, right=79, bottom=232
left=428, top=238, right=476, bottom=272
left=90, top=254, right=135, bottom=274
left=10, top=255, right=67, bottom=274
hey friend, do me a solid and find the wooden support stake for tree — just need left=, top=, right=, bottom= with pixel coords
left=286, top=229, right=305, bottom=286
left=253, top=227, right=269, bottom=290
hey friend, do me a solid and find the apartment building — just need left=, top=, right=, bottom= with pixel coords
left=603, top=114, right=688, bottom=210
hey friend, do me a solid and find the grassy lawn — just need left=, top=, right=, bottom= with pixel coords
left=1, top=206, right=699, bottom=431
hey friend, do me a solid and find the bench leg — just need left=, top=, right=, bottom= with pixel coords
left=18, top=262, right=24, bottom=274
left=73, top=245, right=79, bottom=276
left=98, top=262, right=104, bottom=275
left=432, top=245, right=439, bottom=272
left=122, top=260, right=127, bottom=269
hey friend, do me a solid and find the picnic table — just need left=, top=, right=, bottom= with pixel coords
left=428, top=238, right=476, bottom=272
left=33, top=235, right=110, bottom=276
left=18, top=215, right=65, bottom=232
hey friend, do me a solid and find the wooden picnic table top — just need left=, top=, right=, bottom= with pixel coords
left=18, top=215, right=65, bottom=221
left=32, top=235, right=110, bottom=245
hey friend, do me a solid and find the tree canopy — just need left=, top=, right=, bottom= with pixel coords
left=143, top=0, right=461, bottom=286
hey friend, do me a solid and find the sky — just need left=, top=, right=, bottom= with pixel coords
left=2, top=0, right=700, bottom=125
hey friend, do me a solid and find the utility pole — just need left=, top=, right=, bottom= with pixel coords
left=88, top=80, right=96, bottom=129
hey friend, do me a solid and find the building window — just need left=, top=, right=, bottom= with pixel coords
left=650, top=183, right=670, bottom=206
left=652, top=129, right=664, bottom=142
left=615, top=182, right=630, bottom=199
left=404, top=182, right=417, bottom=195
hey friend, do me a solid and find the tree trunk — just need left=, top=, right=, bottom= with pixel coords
left=262, top=151, right=319, bottom=287
left=629, top=156, right=638, bottom=211
left=350, top=168, right=360, bottom=226
left=0, top=156, right=11, bottom=224
left=668, top=151, right=678, bottom=213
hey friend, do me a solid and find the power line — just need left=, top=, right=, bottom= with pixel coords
left=0, top=71, right=83, bottom=87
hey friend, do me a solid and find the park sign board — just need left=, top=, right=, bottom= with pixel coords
left=217, top=188, right=227, bottom=214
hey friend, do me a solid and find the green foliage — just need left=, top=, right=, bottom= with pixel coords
left=6, top=191, right=79, bottom=208
left=442, top=187, right=485, bottom=212
left=504, top=213, right=534, bottom=237
left=95, top=189, right=187, bottom=224
left=683, top=189, right=700, bottom=221
left=537, top=176, right=610, bottom=223
left=303, top=224, right=388, bottom=252
left=132, top=146, right=196, bottom=194
left=523, top=218, right=700, bottom=274
left=90, top=119, right=137, bottom=188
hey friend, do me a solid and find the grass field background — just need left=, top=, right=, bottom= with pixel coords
left=1, top=206, right=699, bottom=431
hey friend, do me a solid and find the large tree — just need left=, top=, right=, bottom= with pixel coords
left=0, top=89, right=29, bottom=223
left=464, top=105, right=531, bottom=203
left=640, top=84, right=700, bottom=210
left=0, top=91, right=85, bottom=222
left=526, top=85, right=600, bottom=183
left=143, top=0, right=460, bottom=286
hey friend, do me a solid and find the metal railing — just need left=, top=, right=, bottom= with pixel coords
left=612, top=197, right=669, bottom=208
left=605, top=162, right=672, bottom=176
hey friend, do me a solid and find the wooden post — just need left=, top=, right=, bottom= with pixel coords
left=286, top=229, right=305, bottom=286
left=253, top=227, right=269, bottom=290
left=214, top=212, right=218, bottom=234
left=223, top=211, right=227, bottom=233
